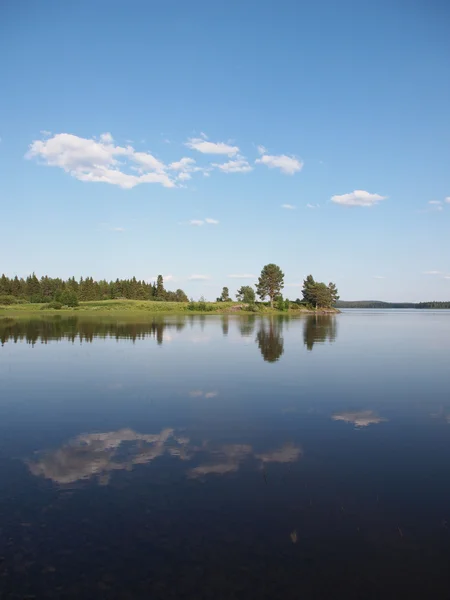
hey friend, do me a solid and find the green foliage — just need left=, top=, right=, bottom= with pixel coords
left=276, top=296, right=285, bottom=311
left=302, top=275, right=339, bottom=308
left=41, top=301, right=63, bottom=310
left=256, top=264, right=285, bottom=307
left=246, top=302, right=259, bottom=312
left=59, top=291, right=79, bottom=307
left=284, top=298, right=290, bottom=311
left=0, top=295, right=18, bottom=305
left=220, top=287, right=230, bottom=302
left=236, top=285, right=256, bottom=304
left=0, top=273, right=188, bottom=304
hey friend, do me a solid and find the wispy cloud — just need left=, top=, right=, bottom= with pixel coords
left=427, top=200, right=444, bottom=211
left=185, top=136, right=239, bottom=156
left=228, top=274, right=256, bottom=279
left=257, top=145, right=267, bottom=155
left=306, top=203, right=320, bottom=209
left=331, top=190, right=387, bottom=207
left=187, top=218, right=218, bottom=226
left=188, top=274, right=210, bottom=281
left=373, top=275, right=385, bottom=279
left=423, top=270, right=442, bottom=275
left=212, top=158, right=252, bottom=173
left=445, top=197, right=450, bottom=204
left=256, top=153, right=303, bottom=175
left=281, top=203, right=296, bottom=210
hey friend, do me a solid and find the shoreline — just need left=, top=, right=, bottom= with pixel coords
left=0, top=300, right=340, bottom=318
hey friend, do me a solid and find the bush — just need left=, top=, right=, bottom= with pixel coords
left=0, top=295, right=18, bottom=305
left=187, top=301, right=215, bottom=312
left=41, top=301, right=63, bottom=310
left=276, top=296, right=285, bottom=311
left=246, top=302, right=259, bottom=312
left=59, top=291, right=79, bottom=307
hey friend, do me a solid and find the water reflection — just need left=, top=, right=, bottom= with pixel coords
left=239, top=315, right=256, bottom=337
left=332, top=410, right=387, bottom=428
left=256, top=317, right=284, bottom=362
left=303, top=315, right=337, bottom=351
left=0, top=316, right=185, bottom=346
left=0, top=314, right=339, bottom=356
left=27, top=429, right=302, bottom=485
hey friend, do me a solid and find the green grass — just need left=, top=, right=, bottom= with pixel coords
left=0, top=298, right=337, bottom=317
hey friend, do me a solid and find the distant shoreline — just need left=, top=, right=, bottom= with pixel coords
left=336, top=301, right=450, bottom=309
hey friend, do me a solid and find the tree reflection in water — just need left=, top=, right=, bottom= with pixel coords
left=256, top=317, right=284, bottom=363
left=303, top=315, right=337, bottom=351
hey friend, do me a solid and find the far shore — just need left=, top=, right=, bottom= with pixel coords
left=0, top=299, right=340, bottom=318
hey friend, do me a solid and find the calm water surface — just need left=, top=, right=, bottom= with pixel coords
left=1, top=311, right=450, bottom=598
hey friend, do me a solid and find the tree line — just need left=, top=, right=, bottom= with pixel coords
left=216, top=264, right=339, bottom=309
left=0, top=274, right=189, bottom=305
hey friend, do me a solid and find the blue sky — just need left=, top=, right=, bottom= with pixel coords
left=1, top=0, right=449, bottom=302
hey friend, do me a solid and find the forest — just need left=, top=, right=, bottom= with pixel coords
left=0, top=274, right=188, bottom=305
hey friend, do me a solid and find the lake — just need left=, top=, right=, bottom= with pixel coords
left=1, top=311, right=450, bottom=599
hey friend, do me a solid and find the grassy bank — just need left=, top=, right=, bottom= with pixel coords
left=0, top=299, right=339, bottom=317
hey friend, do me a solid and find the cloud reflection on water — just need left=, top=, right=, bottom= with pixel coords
left=331, top=410, right=387, bottom=428
left=28, top=430, right=302, bottom=485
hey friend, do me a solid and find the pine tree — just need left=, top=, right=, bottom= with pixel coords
left=256, top=264, right=284, bottom=308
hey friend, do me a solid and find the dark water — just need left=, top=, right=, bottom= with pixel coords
left=1, top=311, right=450, bottom=599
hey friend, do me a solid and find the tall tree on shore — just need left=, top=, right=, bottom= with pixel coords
left=156, top=275, right=165, bottom=299
left=256, top=264, right=284, bottom=307
left=220, top=286, right=230, bottom=302
left=301, top=275, right=316, bottom=305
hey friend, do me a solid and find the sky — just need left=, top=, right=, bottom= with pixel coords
left=1, top=0, right=449, bottom=302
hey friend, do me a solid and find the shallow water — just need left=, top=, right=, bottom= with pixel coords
left=1, top=311, right=450, bottom=598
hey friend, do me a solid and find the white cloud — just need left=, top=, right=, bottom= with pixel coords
left=40, top=130, right=51, bottom=137
left=26, top=132, right=176, bottom=189
left=443, top=276, right=450, bottom=280
left=212, top=158, right=252, bottom=173
left=423, top=270, right=442, bottom=275
left=255, top=153, right=303, bottom=175
left=306, top=203, right=320, bottom=209
left=169, top=157, right=196, bottom=171
left=428, top=200, right=442, bottom=205
left=185, top=137, right=239, bottom=156
left=445, top=197, right=450, bottom=204
left=177, top=172, right=191, bottom=181
left=373, top=275, right=385, bottom=279
left=281, top=204, right=296, bottom=210
left=188, top=274, right=210, bottom=281
left=205, top=218, right=219, bottom=224
left=100, top=132, right=114, bottom=143
left=228, top=274, right=256, bottom=279
left=331, top=190, right=387, bottom=207
left=111, top=227, right=125, bottom=232
left=257, top=145, right=267, bottom=155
